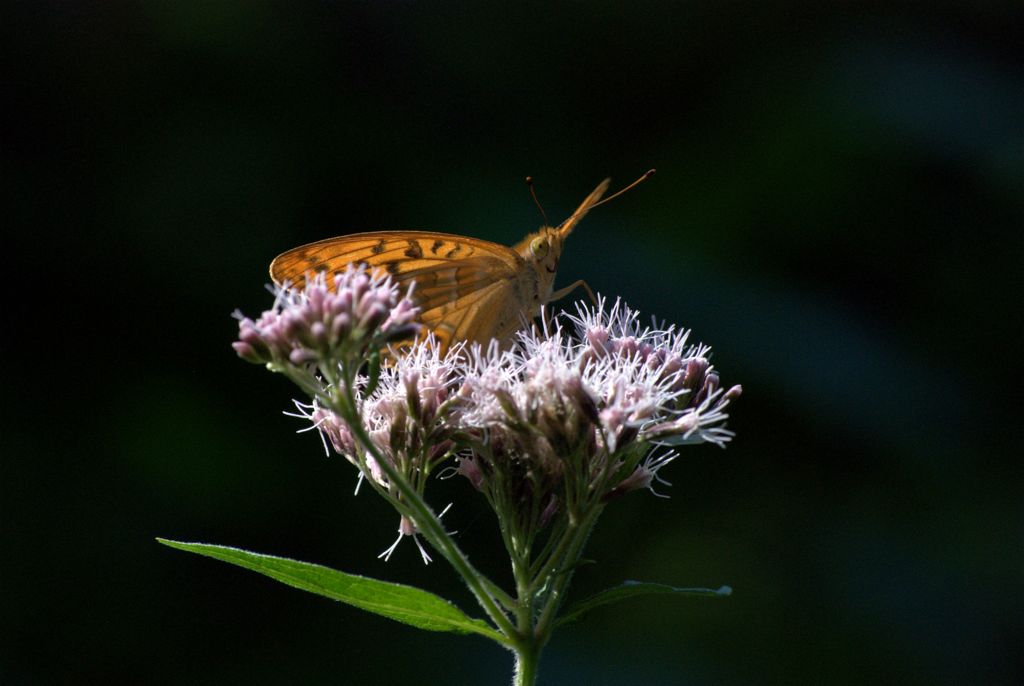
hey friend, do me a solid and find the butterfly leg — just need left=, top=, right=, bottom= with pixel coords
left=549, top=279, right=597, bottom=306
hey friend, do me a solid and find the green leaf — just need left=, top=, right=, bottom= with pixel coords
left=556, top=581, right=732, bottom=627
left=157, top=539, right=503, bottom=642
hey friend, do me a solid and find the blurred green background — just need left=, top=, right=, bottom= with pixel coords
left=3, top=2, right=1021, bottom=684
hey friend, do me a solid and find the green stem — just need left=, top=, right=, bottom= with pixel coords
left=512, top=639, right=541, bottom=686
left=482, top=576, right=517, bottom=613
left=533, top=504, right=603, bottom=640
left=328, top=361, right=518, bottom=641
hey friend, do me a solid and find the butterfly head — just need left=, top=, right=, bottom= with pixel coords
left=513, top=179, right=611, bottom=302
left=526, top=228, right=563, bottom=274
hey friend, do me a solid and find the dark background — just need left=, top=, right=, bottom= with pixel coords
left=3, top=2, right=1021, bottom=684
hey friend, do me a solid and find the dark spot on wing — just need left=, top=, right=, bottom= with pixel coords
left=385, top=261, right=400, bottom=275
left=404, top=240, right=423, bottom=259
left=430, top=240, right=443, bottom=254
left=445, top=244, right=462, bottom=258
left=371, top=240, right=386, bottom=255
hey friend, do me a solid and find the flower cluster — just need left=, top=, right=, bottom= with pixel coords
left=450, top=298, right=741, bottom=535
left=568, top=298, right=742, bottom=449
left=234, top=276, right=740, bottom=561
left=232, top=266, right=419, bottom=368
left=286, top=338, right=465, bottom=562
left=355, top=338, right=462, bottom=490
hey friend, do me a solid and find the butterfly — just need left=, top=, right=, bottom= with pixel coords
left=270, top=173, right=652, bottom=353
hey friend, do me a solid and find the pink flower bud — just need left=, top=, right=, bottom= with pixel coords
left=399, top=515, right=417, bottom=536
left=289, top=348, right=317, bottom=365
left=231, top=341, right=262, bottom=363
left=330, top=312, right=351, bottom=339
left=457, top=456, right=485, bottom=490
left=682, top=357, right=709, bottom=391
left=586, top=326, right=610, bottom=354
left=538, top=495, right=560, bottom=528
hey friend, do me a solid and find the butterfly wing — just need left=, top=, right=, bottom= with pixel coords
left=270, top=231, right=525, bottom=351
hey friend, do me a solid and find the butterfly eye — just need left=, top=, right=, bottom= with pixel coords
left=530, top=237, right=549, bottom=258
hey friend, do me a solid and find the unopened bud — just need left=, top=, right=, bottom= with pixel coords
left=289, top=348, right=317, bottom=364
left=695, top=371, right=719, bottom=405
left=538, top=495, right=560, bottom=528
left=428, top=439, right=454, bottom=464
left=586, top=326, right=610, bottom=354
left=309, top=321, right=328, bottom=346
left=404, top=372, right=422, bottom=419
left=358, top=301, right=389, bottom=332
left=457, top=457, right=485, bottom=490
left=493, top=387, right=521, bottom=422
left=231, top=341, right=263, bottom=364
left=330, top=312, right=351, bottom=339
left=682, top=357, right=709, bottom=391
left=565, top=375, right=599, bottom=424
left=399, top=515, right=417, bottom=536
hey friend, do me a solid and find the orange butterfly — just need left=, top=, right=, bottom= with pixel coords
left=270, top=174, right=651, bottom=353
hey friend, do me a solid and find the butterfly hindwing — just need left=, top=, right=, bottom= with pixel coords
left=418, top=279, right=519, bottom=353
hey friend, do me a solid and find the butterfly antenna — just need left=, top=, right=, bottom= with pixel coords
left=525, top=176, right=551, bottom=227
left=589, top=169, right=656, bottom=210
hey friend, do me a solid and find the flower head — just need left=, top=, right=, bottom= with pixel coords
left=232, top=266, right=420, bottom=368
left=449, top=297, right=741, bottom=529
left=567, top=297, right=742, bottom=448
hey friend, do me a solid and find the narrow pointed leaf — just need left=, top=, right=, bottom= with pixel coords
left=157, top=539, right=503, bottom=642
left=556, top=581, right=732, bottom=627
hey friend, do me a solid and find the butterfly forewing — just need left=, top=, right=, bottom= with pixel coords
left=270, top=230, right=525, bottom=354
left=268, top=180, right=610, bottom=354
left=270, top=231, right=520, bottom=288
